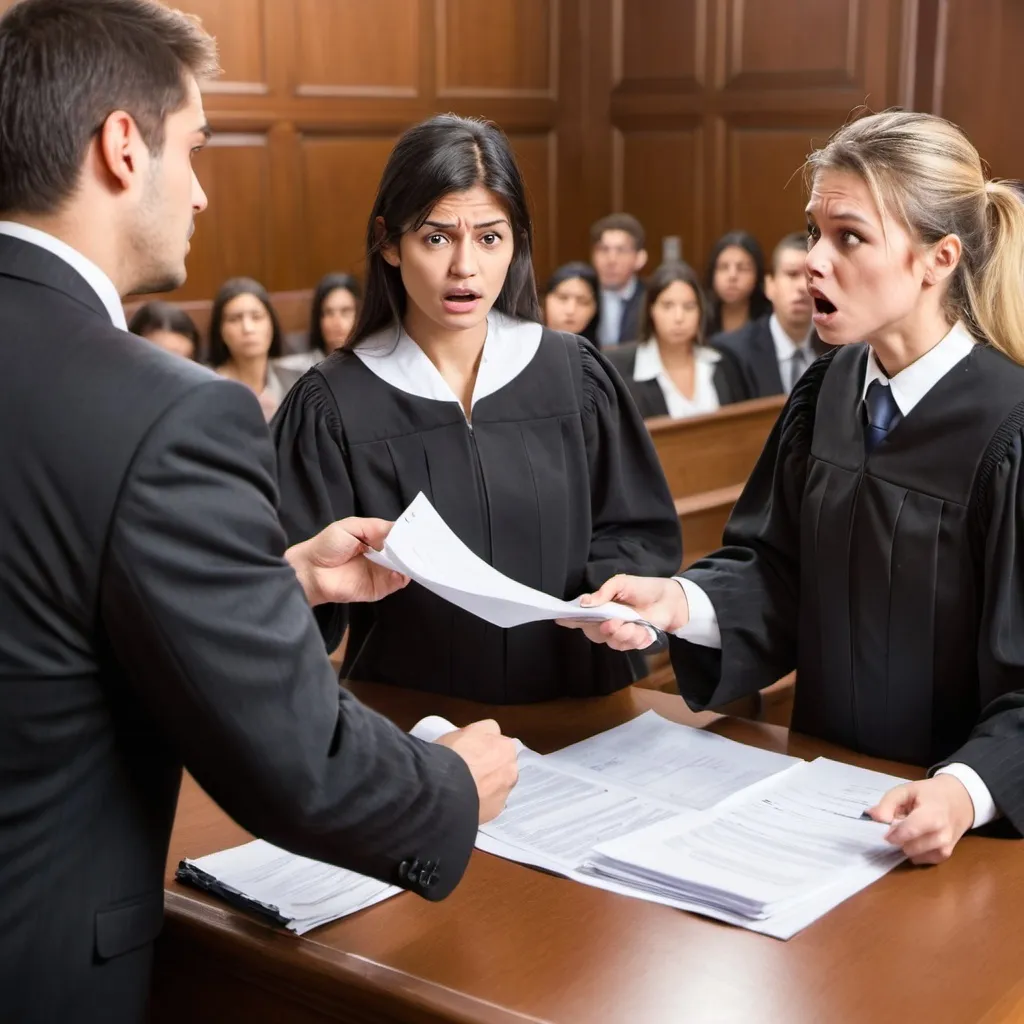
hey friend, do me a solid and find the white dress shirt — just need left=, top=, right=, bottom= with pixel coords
left=0, top=220, right=127, bottom=329
left=354, top=312, right=543, bottom=419
left=674, top=322, right=996, bottom=827
left=598, top=276, right=638, bottom=348
left=768, top=313, right=815, bottom=394
left=633, top=340, right=722, bottom=419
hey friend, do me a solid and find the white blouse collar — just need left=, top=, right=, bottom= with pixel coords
left=353, top=311, right=543, bottom=412
left=633, top=338, right=720, bottom=383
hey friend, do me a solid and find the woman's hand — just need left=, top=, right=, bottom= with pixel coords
left=286, top=517, right=409, bottom=607
left=867, top=775, right=976, bottom=864
left=557, top=574, right=690, bottom=651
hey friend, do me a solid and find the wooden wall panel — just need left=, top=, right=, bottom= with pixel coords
left=298, top=136, right=396, bottom=284
left=187, top=136, right=271, bottom=293
left=438, top=0, right=556, bottom=97
left=617, top=129, right=703, bottom=264
left=293, top=0, right=421, bottom=97
left=186, top=0, right=268, bottom=94
left=620, top=0, right=703, bottom=88
left=509, top=133, right=557, bottom=280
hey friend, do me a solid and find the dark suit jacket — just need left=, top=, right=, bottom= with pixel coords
left=605, top=342, right=751, bottom=419
left=0, top=235, right=479, bottom=1024
left=710, top=314, right=829, bottom=398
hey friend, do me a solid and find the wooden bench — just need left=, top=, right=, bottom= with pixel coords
left=647, top=395, right=785, bottom=500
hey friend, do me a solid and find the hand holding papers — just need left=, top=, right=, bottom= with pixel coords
left=364, top=493, right=656, bottom=630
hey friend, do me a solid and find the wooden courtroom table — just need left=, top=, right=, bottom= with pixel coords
left=154, top=684, right=1024, bottom=1024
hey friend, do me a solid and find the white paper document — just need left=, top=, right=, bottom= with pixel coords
left=583, top=758, right=908, bottom=939
left=178, top=839, right=401, bottom=935
left=366, top=492, right=654, bottom=629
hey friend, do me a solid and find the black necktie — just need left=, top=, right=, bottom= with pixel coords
left=863, top=379, right=902, bottom=454
left=788, top=348, right=808, bottom=392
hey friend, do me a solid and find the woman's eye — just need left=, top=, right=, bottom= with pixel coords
left=426, top=234, right=447, bottom=246
left=481, top=233, right=501, bottom=246
left=841, top=230, right=862, bottom=246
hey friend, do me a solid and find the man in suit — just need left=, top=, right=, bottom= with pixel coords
left=712, top=232, right=825, bottom=397
left=0, top=3, right=518, bottom=1021
left=590, top=213, right=648, bottom=347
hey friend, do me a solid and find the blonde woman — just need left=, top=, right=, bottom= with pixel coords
left=563, top=110, right=1024, bottom=865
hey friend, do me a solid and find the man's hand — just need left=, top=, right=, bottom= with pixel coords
left=285, top=517, right=409, bottom=607
left=556, top=575, right=690, bottom=651
left=868, top=775, right=975, bottom=865
left=436, top=720, right=520, bottom=823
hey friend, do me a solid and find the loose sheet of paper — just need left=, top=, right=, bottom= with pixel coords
left=366, top=492, right=654, bottom=629
left=184, top=840, right=401, bottom=934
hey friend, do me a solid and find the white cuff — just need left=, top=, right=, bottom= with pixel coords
left=670, top=577, right=722, bottom=648
left=935, top=763, right=1000, bottom=828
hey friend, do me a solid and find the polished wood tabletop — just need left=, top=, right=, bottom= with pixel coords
left=153, top=683, right=1024, bottom=1024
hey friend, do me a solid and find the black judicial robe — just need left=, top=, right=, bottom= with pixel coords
left=671, top=341, right=1024, bottom=831
left=273, top=325, right=682, bottom=703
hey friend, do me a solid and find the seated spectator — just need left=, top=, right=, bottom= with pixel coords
left=208, top=277, right=298, bottom=420
left=712, top=232, right=826, bottom=397
left=704, top=230, right=772, bottom=335
left=606, top=261, right=749, bottom=419
left=543, top=262, right=601, bottom=344
left=278, top=273, right=363, bottom=373
left=590, top=213, right=648, bottom=346
left=127, top=300, right=200, bottom=361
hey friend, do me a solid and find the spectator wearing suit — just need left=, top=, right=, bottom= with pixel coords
left=0, top=4, right=518, bottom=1020
left=704, top=229, right=772, bottom=335
left=127, top=299, right=200, bottom=360
left=590, top=213, right=648, bottom=347
left=606, top=260, right=749, bottom=419
left=209, top=277, right=299, bottom=419
left=543, top=261, right=601, bottom=345
left=278, top=272, right=363, bottom=373
left=712, top=232, right=828, bottom=397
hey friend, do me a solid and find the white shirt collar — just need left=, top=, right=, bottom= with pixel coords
left=768, top=313, right=813, bottom=362
left=0, top=221, right=127, bottom=330
left=861, top=321, right=976, bottom=416
left=633, top=339, right=721, bottom=419
left=353, top=311, right=543, bottom=417
left=602, top=276, right=638, bottom=302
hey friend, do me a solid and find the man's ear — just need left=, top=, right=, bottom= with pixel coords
left=95, top=110, right=143, bottom=193
left=375, top=216, right=400, bottom=267
left=634, top=248, right=649, bottom=273
left=764, top=273, right=777, bottom=304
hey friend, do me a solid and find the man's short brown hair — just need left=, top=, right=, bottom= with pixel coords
left=0, top=0, right=219, bottom=215
left=590, top=213, right=646, bottom=250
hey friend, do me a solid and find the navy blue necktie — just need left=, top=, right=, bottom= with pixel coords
left=863, top=379, right=902, bottom=454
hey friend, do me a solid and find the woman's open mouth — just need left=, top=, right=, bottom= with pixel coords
left=442, top=290, right=482, bottom=315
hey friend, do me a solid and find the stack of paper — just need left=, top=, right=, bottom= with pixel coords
left=176, top=839, right=401, bottom=934
left=412, top=714, right=908, bottom=940
left=582, top=758, right=908, bottom=938
left=365, top=492, right=656, bottom=630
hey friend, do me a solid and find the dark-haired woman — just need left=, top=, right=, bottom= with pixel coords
left=705, top=230, right=772, bottom=335
left=272, top=114, right=681, bottom=703
left=279, top=273, right=363, bottom=373
left=543, top=262, right=601, bottom=345
left=607, top=261, right=749, bottom=419
left=128, top=300, right=200, bottom=361
left=209, top=277, right=296, bottom=420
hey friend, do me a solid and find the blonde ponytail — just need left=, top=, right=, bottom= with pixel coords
left=806, top=110, right=1024, bottom=366
left=965, top=181, right=1024, bottom=364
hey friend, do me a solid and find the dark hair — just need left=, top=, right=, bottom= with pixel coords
left=642, top=261, right=708, bottom=345
left=207, top=278, right=283, bottom=368
left=543, top=262, right=601, bottom=344
left=128, top=300, right=200, bottom=351
left=590, top=213, right=646, bottom=250
left=771, top=231, right=810, bottom=273
left=346, top=114, right=541, bottom=349
left=309, top=273, right=362, bottom=353
left=0, top=0, right=219, bottom=216
left=703, top=230, right=771, bottom=333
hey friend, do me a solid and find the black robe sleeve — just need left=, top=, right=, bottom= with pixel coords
left=668, top=354, right=832, bottom=709
left=270, top=370, right=353, bottom=651
left=936, top=428, right=1024, bottom=833
left=579, top=341, right=683, bottom=588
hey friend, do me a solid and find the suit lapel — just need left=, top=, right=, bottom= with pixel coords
left=0, top=234, right=111, bottom=323
left=751, top=318, right=785, bottom=394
